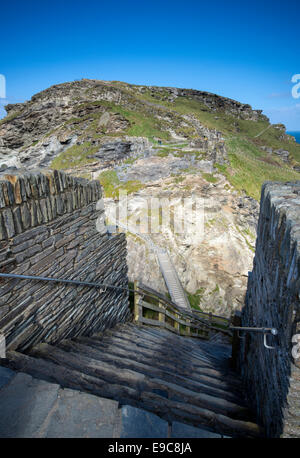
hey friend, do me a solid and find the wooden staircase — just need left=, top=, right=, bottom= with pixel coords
left=1, top=322, right=263, bottom=438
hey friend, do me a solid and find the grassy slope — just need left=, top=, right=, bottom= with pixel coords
left=151, top=94, right=300, bottom=200
left=98, top=169, right=144, bottom=198
left=16, top=80, right=297, bottom=201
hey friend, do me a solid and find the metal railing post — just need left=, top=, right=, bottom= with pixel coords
left=230, top=310, right=242, bottom=370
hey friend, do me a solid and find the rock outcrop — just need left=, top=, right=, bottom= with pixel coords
left=0, top=78, right=298, bottom=316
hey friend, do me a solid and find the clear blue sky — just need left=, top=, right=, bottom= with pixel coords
left=0, top=0, right=299, bottom=129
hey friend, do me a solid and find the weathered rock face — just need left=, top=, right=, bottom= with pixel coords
left=104, top=157, right=259, bottom=317
left=0, top=170, right=130, bottom=352
left=0, top=79, right=272, bottom=317
left=239, top=181, right=300, bottom=437
left=0, top=78, right=268, bottom=172
left=136, top=85, right=269, bottom=121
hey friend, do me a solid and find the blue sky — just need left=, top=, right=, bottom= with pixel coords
left=0, top=0, right=299, bottom=129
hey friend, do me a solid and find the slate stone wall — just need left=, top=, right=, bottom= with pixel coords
left=239, top=181, right=300, bottom=437
left=0, top=170, right=130, bottom=352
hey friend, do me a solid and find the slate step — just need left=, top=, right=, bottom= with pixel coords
left=0, top=366, right=15, bottom=390
left=120, top=405, right=168, bottom=438
left=26, top=342, right=251, bottom=420
left=0, top=369, right=229, bottom=438
left=1, top=350, right=262, bottom=437
left=0, top=371, right=121, bottom=438
left=0, top=322, right=263, bottom=438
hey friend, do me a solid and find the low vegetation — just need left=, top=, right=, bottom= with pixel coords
left=223, top=137, right=300, bottom=200
left=98, top=169, right=144, bottom=198
left=51, top=142, right=98, bottom=169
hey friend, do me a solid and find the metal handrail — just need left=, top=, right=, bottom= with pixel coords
left=229, top=325, right=278, bottom=350
left=0, top=272, right=131, bottom=293
left=0, top=272, right=232, bottom=336
left=229, top=326, right=278, bottom=335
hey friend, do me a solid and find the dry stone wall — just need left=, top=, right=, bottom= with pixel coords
left=0, top=169, right=130, bottom=352
left=239, top=181, right=300, bottom=437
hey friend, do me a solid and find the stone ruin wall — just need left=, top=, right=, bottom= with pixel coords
left=239, top=181, right=300, bottom=437
left=0, top=169, right=130, bottom=352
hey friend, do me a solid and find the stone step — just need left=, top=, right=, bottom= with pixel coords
left=120, top=405, right=168, bottom=438
left=0, top=368, right=231, bottom=438
left=26, top=343, right=250, bottom=421
left=0, top=366, right=15, bottom=390
left=1, top=351, right=262, bottom=437
left=170, top=421, right=226, bottom=438
left=1, top=321, right=264, bottom=438
left=0, top=371, right=121, bottom=438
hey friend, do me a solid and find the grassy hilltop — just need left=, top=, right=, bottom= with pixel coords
left=1, top=79, right=300, bottom=200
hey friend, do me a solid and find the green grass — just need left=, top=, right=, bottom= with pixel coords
left=202, top=172, right=218, bottom=183
left=63, top=98, right=172, bottom=142
left=0, top=110, right=22, bottom=125
left=98, top=169, right=144, bottom=198
left=171, top=175, right=185, bottom=184
left=121, top=110, right=170, bottom=140
left=123, top=157, right=136, bottom=165
left=223, top=137, right=300, bottom=200
left=51, top=142, right=98, bottom=169
left=186, top=288, right=205, bottom=311
left=9, top=82, right=300, bottom=204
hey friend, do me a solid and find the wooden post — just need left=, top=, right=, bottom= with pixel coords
left=186, top=319, right=191, bottom=337
left=133, top=281, right=140, bottom=322
left=174, top=313, right=180, bottom=334
left=230, top=310, right=242, bottom=370
left=158, top=301, right=165, bottom=327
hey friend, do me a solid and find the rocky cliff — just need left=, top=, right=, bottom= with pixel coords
left=1, top=79, right=300, bottom=316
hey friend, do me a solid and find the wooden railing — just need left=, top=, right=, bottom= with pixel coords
left=133, top=282, right=232, bottom=340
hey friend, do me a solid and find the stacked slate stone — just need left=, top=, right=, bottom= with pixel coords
left=0, top=169, right=130, bottom=352
left=239, top=181, right=300, bottom=438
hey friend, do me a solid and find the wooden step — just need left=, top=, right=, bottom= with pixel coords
left=26, top=343, right=251, bottom=421
left=112, top=324, right=232, bottom=365
left=2, top=350, right=138, bottom=406
left=61, top=339, right=246, bottom=405
left=140, top=391, right=263, bottom=438
left=93, top=331, right=242, bottom=390
left=98, top=331, right=217, bottom=371
left=74, top=335, right=243, bottom=395
left=3, top=350, right=263, bottom=438
left=130, top=327, right=231, bottom=369
left=118, top=324, right=233, bottom=372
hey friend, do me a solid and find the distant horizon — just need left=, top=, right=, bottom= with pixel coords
left=287, top=131, right=300, bottom=144
left=0, top=0, right=299, bottom=130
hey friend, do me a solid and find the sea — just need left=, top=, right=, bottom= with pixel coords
left=287, top=131, right=300, bottom=144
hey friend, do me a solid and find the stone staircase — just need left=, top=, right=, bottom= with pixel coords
left=0, top=322, right=263, bottom=438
